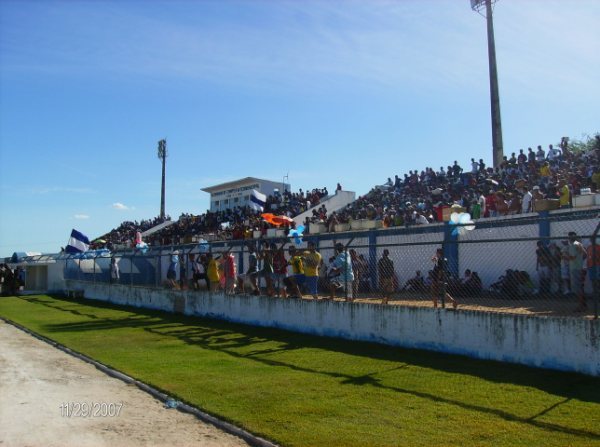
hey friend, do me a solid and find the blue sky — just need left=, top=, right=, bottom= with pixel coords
left=1, top=0, right=598, bottom=256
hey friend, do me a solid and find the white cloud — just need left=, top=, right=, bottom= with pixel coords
left=74, top=214, right=89, bottom=220
left=112, top=202, right=129, bottom=210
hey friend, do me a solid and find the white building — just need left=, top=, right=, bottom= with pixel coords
left=201, top=177, right=291, bottom=212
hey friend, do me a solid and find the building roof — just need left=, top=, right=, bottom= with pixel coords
left=201, top=177, right=286, bottom=194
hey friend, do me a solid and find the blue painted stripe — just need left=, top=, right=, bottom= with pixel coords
left=444, top=222, right=459, bottom=277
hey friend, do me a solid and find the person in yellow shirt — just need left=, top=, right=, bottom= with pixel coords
left=539, top=162, right=551, bottom=179
left=558, top=180, right=571, bottom=208
left=206, top=253, right=221, bottom=291
left=303, top=242, right=322, bottom=299
left=287, top=246, right=305, bottom=299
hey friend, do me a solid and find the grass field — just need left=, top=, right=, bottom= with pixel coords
left=0, top=295, right=598, bottom=447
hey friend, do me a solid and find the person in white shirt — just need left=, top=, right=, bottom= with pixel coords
left=477, top=191, right=487, bottom=216
left=521, top=186, right=533, bottom=214
left=470, top=158, right=479, bottom=174
left=547, top=144, right=561, bottom=162
left=414, top=212, right=429, bottom=225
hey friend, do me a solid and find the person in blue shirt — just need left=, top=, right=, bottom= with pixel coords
left=328, top=243, right=354, bottom=301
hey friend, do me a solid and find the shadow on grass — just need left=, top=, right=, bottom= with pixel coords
left=18, top=294, right=600, bottom=441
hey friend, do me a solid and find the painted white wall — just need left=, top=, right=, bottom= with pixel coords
left=293, top=190, right=356, bottom=225
left=69, top=281, right=600, bottom=377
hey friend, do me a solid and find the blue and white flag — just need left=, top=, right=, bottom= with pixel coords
left=249, top=189, right=266, bottom=211
left=65, top=229, right=90, bottom=254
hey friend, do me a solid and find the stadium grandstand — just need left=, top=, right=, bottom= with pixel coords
left=95, top=136, right=600, bottom=249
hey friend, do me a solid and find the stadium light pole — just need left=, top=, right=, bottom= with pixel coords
left=157, top=139, right=167, bottom=220
left=471, top=0, right=504, bottom=168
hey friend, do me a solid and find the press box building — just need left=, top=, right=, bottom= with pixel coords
left=201, top=177, right=291, bottom=212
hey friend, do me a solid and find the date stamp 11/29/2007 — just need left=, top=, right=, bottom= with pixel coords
left=60, top=402, right=124, bottom=418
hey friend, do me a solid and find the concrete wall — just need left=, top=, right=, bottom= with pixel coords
left=67, top=280, right=600, bottom=377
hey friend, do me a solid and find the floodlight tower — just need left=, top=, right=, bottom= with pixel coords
left=157, top=139, right=167, bottom=220
left=471, top=0, right=504, bottom=168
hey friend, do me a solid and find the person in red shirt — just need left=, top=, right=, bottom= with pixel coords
left=223, top=250, right=237, bottom=294
left=485, top=191, right=497, bottom=217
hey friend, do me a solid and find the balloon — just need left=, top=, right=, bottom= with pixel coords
left=288, top=225, right=305, bottom=245
left=449, top=212, right=475, bottom=236
left=135, top=242, right=149, bottom=254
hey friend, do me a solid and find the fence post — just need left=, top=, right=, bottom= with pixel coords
left=538, top=210, right=550, bottom=244
left=443, top=223, right=459, bottom=279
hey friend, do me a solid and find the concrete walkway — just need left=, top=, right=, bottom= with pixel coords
left=0, top=320, right=250, bottom=447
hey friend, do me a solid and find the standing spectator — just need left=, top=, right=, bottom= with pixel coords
left=547, top=144, right=561, bottom=162
left=477, top=190, right=486, bottom=218
left=328, top=243, right=354, bottom=301
left=191, top=254, right=207, bottom=290
left=521, top=186, right=533, bottom=214
left=567, top=232, right=587, bottom=311
left=303, top=242, right=322, bottom=300
left=536, top=145, right=546, bottom=162
left=558, top=179, right=571, bottom=209
left=431, top=248, right=458, bottom=309
left=349, top=249, right=361, bottom=298
left=179, top=253, right=187, bottom=289
left=357, top=254, right=370, bottom=292
left=287, top=246, right=305, bottom=299
left=272, top=244, right=289, bottom=298
left=167, top=251, right=179, bottom=289
left=259, top=245, right=275, bottom=296
left=240, top=243, right=260, bottom=295
left=548, top=242, right=562, bottom=294
left=110, top=257, right=120, bottom=283
left=207, top=253, right=221, bottom=291
left=535, top=241, right=553, bottom=295
left=377, top=249, right=395, bottom=305
left=223, top=249, right=237, bottom=294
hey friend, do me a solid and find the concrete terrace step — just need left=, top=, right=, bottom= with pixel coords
left=293, top=190, right=356, bottom=225
left=141, top=220, right=176, bottom=237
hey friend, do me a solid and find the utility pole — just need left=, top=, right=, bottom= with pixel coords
left=471, top=0, right=504, bottom=168
left=157, top=139, right=167, bottom=220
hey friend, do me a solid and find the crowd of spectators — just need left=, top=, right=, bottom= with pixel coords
left=321, top=136, right=600, bottom=228
left=98, top=135, right=600, bottom=247
left=99, top=216, right=170, bottom=249
left=101, top=187, right=329, bottom=247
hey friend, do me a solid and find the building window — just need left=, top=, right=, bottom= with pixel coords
left=234, top=197, right=239, bottom=203
left=214, top=200, right=219, bottom=206
left=243, top=195, right=249, bottom=201
left=223, top=199, right=229, bottom=205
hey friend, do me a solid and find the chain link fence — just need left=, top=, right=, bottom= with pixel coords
left=63, top=209, right=599, bottom=318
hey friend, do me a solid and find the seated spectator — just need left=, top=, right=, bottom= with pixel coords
left=401, top=270, right=425, bottom=292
